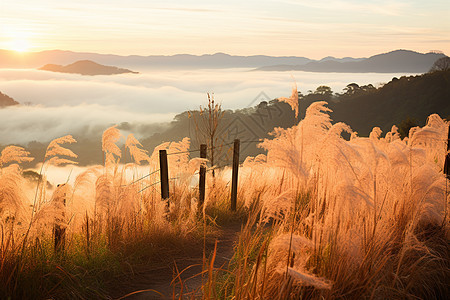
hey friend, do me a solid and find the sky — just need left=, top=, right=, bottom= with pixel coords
left=1, top=0, right=449, bottom=58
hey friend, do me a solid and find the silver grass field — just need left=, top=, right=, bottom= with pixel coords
left=0, top=89, right=449, bottom=299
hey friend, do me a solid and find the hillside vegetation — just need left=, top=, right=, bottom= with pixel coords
left=304, top=69, right=450, bottom=136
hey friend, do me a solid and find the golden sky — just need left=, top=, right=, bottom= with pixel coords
left=1, top=0, right=449, bottom=58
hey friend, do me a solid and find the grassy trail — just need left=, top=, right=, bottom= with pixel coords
left=109, top=221, right=242, bottom=300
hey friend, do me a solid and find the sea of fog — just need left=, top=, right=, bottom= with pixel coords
left=0, top=68, right=416, bottom=145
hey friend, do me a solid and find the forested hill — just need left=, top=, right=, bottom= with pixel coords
left=298, top=69, right=450, bottom=136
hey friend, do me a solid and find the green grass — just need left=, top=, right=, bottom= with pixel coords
left=1, top=218, right=212, bottom=299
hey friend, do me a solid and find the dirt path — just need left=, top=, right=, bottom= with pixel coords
left=110, top=222, right=242, bottom=300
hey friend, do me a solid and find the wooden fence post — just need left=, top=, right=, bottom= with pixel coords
left=54, top=184, right=66, bottom=254
left=199, top=144, right=207, bottom=212
left=159, top=150, right=170, bottom=204
left=231, top=139, right=240, bottom=211
left=444, top=124, right=450, bottom=178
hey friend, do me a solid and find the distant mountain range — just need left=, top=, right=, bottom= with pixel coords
left=0, top=49, right=312, bottom=70
left=0, top=49, right=445, bottom=73
left=255, top=50, right=446, bottom=73
left=39, top=60, right=138, bottom=75
left=0, top=91, right=18, bottom=107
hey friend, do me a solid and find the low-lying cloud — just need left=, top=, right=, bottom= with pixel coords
left=0, top=104, right=172, bottom=144
left=0, top=68, right=409, bottom=145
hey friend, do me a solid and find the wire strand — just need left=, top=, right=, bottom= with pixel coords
left=166, top=149, right=201, bottom=156
left=138, top=180, right=161, bottom=193
left=138, top=177, right=180, bottom=193
left=134, top=139, right=261, bottom=191
left=121, top=169, right=160, bottom=187
left=164, top=140, right=261, bottom=157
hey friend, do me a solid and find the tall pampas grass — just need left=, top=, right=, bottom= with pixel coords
left=0, top=146, right=33, bottom=227
left=32, top=135, right=78, bottom=218
left=213, top=97, right=449, bottom=299
left=278, top=84, right=299, bottom=118
left=0, top=124, right=219, bottom=299
left=102, top=125, right=122, bottom=170
left=125, top=134, right=150, bottom=165
left=0, top=164, right=29, bottom=226
left=44, top=135, right=78, bottom=166
left=0, top=146, right=34, bottom=169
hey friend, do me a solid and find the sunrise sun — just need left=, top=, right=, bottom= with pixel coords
left=10, top=38, right=31, bottom=52
left=4, top=27, right=33, bottom=52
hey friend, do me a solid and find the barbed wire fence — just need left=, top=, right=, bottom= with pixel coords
left=119, top=139, right=262, bottom=211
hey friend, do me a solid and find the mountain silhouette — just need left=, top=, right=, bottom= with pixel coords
left=38, top=60, right=138, bottom=75
left=255, top=50, right=446, bottom=73
left=1, top=49, right=445, bottom=72
left=0, top=91, right=19, bottom=107
left=0, top=50, right=312, bottom=69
